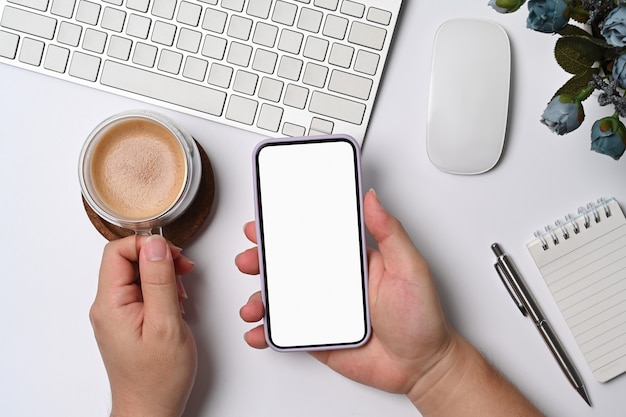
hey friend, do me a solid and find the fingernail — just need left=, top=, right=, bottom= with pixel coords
left=144, top=235, right=168, bottom=261
left=369, top=188, right=381, bottom=204
left=170, top=245, right=183, bottom=258
left=177, top=276, right=189, bottom=300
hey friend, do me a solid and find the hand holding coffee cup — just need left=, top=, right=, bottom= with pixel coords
left=79, top=111, right=202, bottom=236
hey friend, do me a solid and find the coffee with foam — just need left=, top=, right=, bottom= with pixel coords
left=90, top=119, right=187, bottom=220
left=79, top=111, right=201, bottom=233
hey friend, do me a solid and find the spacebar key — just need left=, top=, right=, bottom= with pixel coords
left=101, top=60, right=227, bottom=116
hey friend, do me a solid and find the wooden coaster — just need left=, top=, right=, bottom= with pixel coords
left=82, top=140, right=215, bottom=247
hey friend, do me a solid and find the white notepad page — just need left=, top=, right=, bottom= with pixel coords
left=527, top=198, right=626, bottom=383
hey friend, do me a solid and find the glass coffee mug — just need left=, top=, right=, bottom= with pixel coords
left=79, top=110, right=202, bottom=236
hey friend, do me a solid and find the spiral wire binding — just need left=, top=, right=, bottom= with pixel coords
left=555, top=219, right=570, bottom=240
left=535, top=198, right=613, bottom=251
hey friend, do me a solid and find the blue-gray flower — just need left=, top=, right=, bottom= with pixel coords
left=488, top=0, right=526, bottom=13
left=590, top=117, right=626, bottom=160
left=601, top=7, right=626, bottom=47
left=612, top=53, right=626, bottom=89
left=541, top=95, right=584, bottom=135
left=527, top=0, right=570, bottom=33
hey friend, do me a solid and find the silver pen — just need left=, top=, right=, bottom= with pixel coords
left=491, top=243, right=591, bottom=406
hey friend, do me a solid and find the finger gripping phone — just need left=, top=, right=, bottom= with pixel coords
left=253, top=135, right=370, bottom=352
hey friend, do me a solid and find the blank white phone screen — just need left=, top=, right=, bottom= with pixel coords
left=256, top=139, right=368, bottom=350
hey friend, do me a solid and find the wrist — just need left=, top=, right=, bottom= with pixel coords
left=110, top=395, right=185, bottom=417
left=406, top=332, right=543, bottom=417
left=406, top=332, right=487, bottom=414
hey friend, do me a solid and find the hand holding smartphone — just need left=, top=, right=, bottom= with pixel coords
left=253, top=135, right=370, bottom=351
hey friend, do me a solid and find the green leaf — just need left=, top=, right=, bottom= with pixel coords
left=554, top=69, right=597, bottom=99
left=557, top=24, right=591, bottom=38
left=554, top=36, right=607, bottom=74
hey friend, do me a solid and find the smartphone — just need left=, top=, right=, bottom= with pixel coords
left=253, top=135, right=370, bottom=352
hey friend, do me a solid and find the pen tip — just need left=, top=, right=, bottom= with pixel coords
left=578, top=386, right=591, bottom=407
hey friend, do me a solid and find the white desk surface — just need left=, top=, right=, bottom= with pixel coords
left=2, top=1, right=626, bottom=416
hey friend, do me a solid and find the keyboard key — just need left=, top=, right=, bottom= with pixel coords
left=257, top=103, right=283, bottom=132
left=202, top=8, right=227, bottom=33
left=69, top=51, right=101, bottom=81
left=277, top=55, right=302, bottom=80
left=233, top=70, right=258, bottom=95
left=227, top=42, right=252, bottom=67
left=348, top=21, right=386, bottom=50
left=297, top=7, right=323, bottom=32
left=251, top=48, right=277, bottom=74
left=127, top=13, right=151, bottom=39
left=107, top=35, right=132, bottom=60
left=303, top=36, right=328, bottom=61
left=101, top=7, right=126, bottom=32
left=252, top=22, right=278, bottom=47
left=258, top=77, right=283, bottom=102
left=222, top=0, right=244, bottom=12
left=302, top=62, right=327, bottom=88
left=127, top=0, right=149, bottom=12
left=246, top=0, right=272, bottom=19
left=100, top=60, right=227, bottom=116
left=226, top=95, right=258, bottom=125
left=0, top=30, right=19, bottom=59
left=177, top=1, right=202, bottom=26
left=278, top=29, right=303, bottom=54
left=367, top=7, right=391, bottom=25
left=50, top=0, right=76, bottom=18
left=158, top=49, right=183, bottom=74
left=57, top=21, right=82, bottom=46
left=314, top=0, right=338, bottom=11
left=207, top=63, right=233, bottom=88
left=354, top=49, right=379, bottom=75
left=201, top=34, right=227, bottom=60
left=309, top=91, right=365, bottom=124
left=151, top=0, right=176, bottom=19
left=322, top=15, right=347, bottom=39
left=328, top=69, right=372, bottom=100
left=182, top=55, right=208, bottom=81
left=152, top=20, right=176, bottom=45
left=227, top=15, right=253, bottom=41
left=133, top=42, right=157, bottom=67
left=283, top=83, right=308, bottom=109
left=340, top=0, right=364, bottom=18
left=176, top=27, right=201, bottom=53
left=272, top=1, right=297, bottom=26
left=1, top=6, right=57, bottom=40
left=75, top=1, right=101, bottom=25
left=19, top=37, right=45, bottom=66
left=8, top=0, right=49, bottom=12
left=310, top=117, right=334, bottom=135
left=82, top=28, right=107, bottom=53
left=44, top=44, right=70, bottom=72
left=328, top=43, right=353, bottom=68
left=282, top=122, right=305, bottom=137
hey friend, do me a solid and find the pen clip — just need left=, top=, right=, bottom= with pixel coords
left=494, top=262, right=528, bottom=316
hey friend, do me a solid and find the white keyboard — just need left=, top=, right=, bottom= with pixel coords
left=0, top=0, right=402, bottom=144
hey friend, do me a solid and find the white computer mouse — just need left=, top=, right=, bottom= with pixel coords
left=426, top=19, right=510, bottom=175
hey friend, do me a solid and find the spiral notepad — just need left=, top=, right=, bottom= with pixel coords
left=527, top=198, right=626, bottom=383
